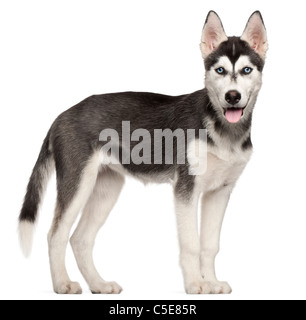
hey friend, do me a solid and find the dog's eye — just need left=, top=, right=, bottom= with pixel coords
left=215, top=67, right=225, bottom=75
left=242, top=67, right=253, bottom=75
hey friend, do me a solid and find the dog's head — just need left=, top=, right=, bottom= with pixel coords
left=201, top=11, right=268, bottom=124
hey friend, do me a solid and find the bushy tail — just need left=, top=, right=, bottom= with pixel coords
left=18, top=131, right=54, bottom=257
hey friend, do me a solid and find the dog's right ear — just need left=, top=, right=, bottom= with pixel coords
left=200, top=11, right=228, bottom=59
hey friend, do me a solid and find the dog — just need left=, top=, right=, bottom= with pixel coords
left=19, top=11, right=268, bottom=294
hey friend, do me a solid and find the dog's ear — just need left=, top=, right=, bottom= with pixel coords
left=241, top=11, right=268, bottom=59
left=201, top=11, right=228, bottom=59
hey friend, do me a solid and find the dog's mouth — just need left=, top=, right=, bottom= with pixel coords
left=224, top=107, right=244, bottom=123
left=222, top=96, right=251, bottom=123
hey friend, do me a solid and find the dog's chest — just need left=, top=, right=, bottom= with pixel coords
left=196, top=146, right=252, bottom=192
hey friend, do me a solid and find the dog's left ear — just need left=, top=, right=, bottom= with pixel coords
left=201, top=11, right=228, bottom=59
left=241, top=11, right=268, bottom=59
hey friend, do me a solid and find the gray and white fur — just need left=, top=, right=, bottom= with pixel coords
left=19, top=11, right=268, bottom=294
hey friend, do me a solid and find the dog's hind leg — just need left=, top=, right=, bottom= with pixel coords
left=70, top=168, right=124, bottom=294
left=48, top=153, right=100, bottom=294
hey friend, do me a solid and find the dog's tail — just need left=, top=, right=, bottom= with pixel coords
left=18, top=130, right=54, bottom=257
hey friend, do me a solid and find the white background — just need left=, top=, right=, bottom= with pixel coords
left=1, top=0, right=305, bottom=300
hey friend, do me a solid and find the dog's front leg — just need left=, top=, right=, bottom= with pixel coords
left=175, top=192, right=209, bottom=294
left=200, top=186, right=233, bottom=294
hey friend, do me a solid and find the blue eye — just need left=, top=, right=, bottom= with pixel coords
left=243, top=67, right=253, bottom=74
left=216, top=67, right=225, bottom=75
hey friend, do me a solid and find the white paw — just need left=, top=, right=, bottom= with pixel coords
left=185, top=280, right=232, bottom=294
left=203, top=281, right=232, bottom=294
left=91, top=281, right=123, bottom=294
left=185, top=280, right=211, bottom=294
left=55, top=281, right=82, bottom=294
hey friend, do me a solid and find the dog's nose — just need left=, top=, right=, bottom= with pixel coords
left=225, top=90, right=241, bottom=105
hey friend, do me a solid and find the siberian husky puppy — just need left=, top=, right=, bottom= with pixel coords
left=19, top=11, right=268, bottom=294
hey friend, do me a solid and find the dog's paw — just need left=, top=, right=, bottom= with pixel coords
left=185, top=280, right=232, bottom=294
left=185, top=280, right=211, bottom=294
left=91, top=281, right=123, bottom=294
left=55, top=281, right=82, bottom=294
left=203, top=281, right=232, bottom=294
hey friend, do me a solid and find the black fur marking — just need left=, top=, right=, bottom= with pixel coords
left=19, top=130, right=52, bottom=223
left=242, top=135, right=253, bottom=150
left=205, top=37, right=265, bottom=72
left=206, top=133, right=215, bottom=146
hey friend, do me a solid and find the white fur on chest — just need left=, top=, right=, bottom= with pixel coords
left=190, top=140, right=252, bottom=193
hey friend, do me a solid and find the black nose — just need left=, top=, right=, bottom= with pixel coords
left=225, top=90, right=241, bottom=105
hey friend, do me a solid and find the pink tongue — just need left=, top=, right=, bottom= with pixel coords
left=225, top=108, right=243, bottom=123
